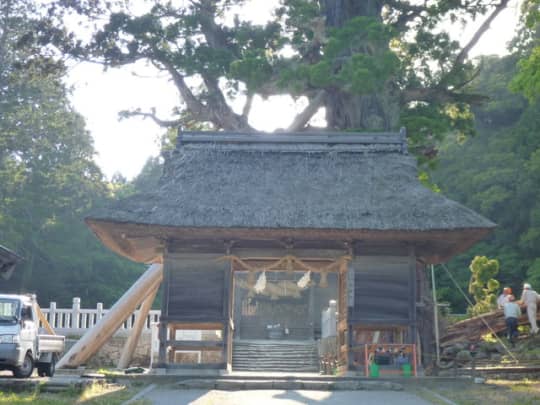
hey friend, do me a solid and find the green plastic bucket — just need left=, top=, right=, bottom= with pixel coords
left=402, top=363, right=412, bottom=377
left=370, top=363, right=380, bottom=378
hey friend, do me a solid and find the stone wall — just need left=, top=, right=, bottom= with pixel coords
left=64, top=332, right=153, bottom=368
left=65, top=329, right=223, bottom=368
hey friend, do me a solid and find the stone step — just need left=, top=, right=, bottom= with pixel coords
left=174, top=378, right=404, bottom=391
left=233, top=350, right=317, bottom=356
left=232, top=339, right=319, bottom=372
left=233, top=359, right=316, bottom=364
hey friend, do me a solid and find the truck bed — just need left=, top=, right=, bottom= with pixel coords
left=38, top=335, right=65, bottom=353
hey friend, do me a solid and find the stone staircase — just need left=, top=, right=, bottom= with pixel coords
left=232, top=339, right=319, bottom=372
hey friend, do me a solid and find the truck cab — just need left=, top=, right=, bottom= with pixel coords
left=0, top=294, right=64, bottom=378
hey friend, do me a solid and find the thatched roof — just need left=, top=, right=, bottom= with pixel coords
left=86, top=131, right=495, bottom=263
left=0, top=244, right=22, bottom=280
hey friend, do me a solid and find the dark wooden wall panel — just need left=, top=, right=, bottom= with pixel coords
left=165, top=253, right=228, bottom=321
left=350, top=256, right=411, bottom=321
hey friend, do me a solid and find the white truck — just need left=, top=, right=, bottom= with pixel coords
left=0, top=294, right=64, bottom=378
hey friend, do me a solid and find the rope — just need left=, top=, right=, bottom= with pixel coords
left=439, top=263, right=519, bottom=364
left=219, top=254, right=351, bottom=274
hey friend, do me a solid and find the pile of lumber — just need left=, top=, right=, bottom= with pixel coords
left=440, top=309, right=540, bottom=348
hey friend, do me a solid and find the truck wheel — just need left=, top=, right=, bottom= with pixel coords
left=13, top=353, right=34, bottom=378
left=37, top=356, right=56, bottom=377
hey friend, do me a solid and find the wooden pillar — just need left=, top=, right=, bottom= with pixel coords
left=57, top=263, right=163, bottom=369
left=308, top=281, right=315, bottom=339
left=117, top=284, right=159, bottom=369
left=158, top=258, right=171, bottom=367
left=222, top=267, right=233, bottom=371
left=408, top=246, right=417, bottom=344
left=337, top=259, right=349, bottom=369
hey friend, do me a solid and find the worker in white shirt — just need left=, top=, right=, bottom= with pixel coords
left=519, top=283, right=539, bottom=335
left=503, top=295, right=521, bottom=345
left=497, top=287, right=512, bottom=309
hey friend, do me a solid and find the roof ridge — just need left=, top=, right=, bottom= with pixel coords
left=176, top=128, right=408, bottom=154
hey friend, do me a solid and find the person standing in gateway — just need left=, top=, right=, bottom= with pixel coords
left=519, top=283, right=539, bottom=335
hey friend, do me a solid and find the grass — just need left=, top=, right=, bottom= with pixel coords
left=411, top=378, right=540, bottom=405
left=0, top=383, right=150, bottom=405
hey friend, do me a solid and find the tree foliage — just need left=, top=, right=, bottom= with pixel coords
left=0, top=0, right=144, bottom=306
left=468, top=256, right=500, bottom=316
left=510, top=0, right=540, bottom=101
left=431, top=54, right=540, bottom=312
left=53, top=0, right=514, bottom=160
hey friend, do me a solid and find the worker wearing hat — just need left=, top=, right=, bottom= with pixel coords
left=519, top=283, right=539, bottom=335
left=497, top=286, right=512, bottom=309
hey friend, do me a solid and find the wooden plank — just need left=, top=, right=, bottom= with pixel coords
left=350, top=256, right=410, bottom=321
left=35, top=304, right=55, bottom=335
left=160, top=315, right=227, bottom=323
left=118, top=284, right=159, bottom=369
left=168, top=322, right=224, bottom=330
left=230, top=248, right=348, bottom=259
left=165, top=363, right=226, bottom=370
left=166, top=340, right=223, bottom=350
left=57, top=264, right=163, bottom=369
left=166, top=256, right=227, bottom=319
left=348, top=318, right=413, bottom=325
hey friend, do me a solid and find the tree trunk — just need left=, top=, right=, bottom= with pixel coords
left=326, top=89, right=399, bottom=131
left=321, top=0, right=399, bottom=131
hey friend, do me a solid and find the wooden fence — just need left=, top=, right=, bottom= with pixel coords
left=38, top=297, right=161, bottom=336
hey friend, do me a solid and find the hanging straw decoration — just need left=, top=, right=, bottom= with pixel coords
left=297, top=271, right=311, bottom=289
left=254, top=271, right=267, bottom=294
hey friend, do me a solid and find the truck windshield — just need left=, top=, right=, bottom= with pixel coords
left=0, top=298, right=19, bottom=324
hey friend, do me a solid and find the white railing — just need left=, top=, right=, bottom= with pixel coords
left=39, top=297, right=161, bottom=336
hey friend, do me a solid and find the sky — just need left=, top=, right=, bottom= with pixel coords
left=65, top=0, right=523, bottom=180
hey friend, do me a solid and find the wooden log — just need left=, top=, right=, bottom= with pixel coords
left=440, top=308, right=540, bottom=347
left=117, top=284, right=159, bottom=369
left=57, top=263, right=163, bottom=368
left=35, top=303, right=56, bottom=335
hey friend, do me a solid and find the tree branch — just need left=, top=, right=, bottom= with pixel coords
left=385, top=0, right=426, bottom=29
left=242, top=92, right=254, bottom=120
left=402, top=87, right=488, bottom=105
left=159, top=59, right=209, bottom=121
left=119, top=110, right=183, bottom=127
left=202, top=75, right=253, bottom=131
left=453, top=0, right=510, bottom=68
left=286, top=90, right=327, bottom=132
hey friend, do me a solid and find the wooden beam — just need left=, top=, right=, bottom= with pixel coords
left=117, top=283, right=159, bottom=369
left=35, top=303, right=55, bottom=335
left=87, top=219, right=493, bottom=265
left=165, top=362, right=226, bottom=370
left=57, top=263, right=163, bottom=369
left=166, top=340, right=223, bottom=350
